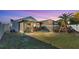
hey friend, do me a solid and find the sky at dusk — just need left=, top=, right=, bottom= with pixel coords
left=0, top=10, right=79, bottom=23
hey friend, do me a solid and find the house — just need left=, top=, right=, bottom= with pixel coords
left=10, top=16, right=54, bottom=33
left=53, top=21, right=60, bottom=32
left=39, top=19, right=53, bottom=31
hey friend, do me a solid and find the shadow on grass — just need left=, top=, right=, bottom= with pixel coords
left=0, top=32, right=58, bottom=49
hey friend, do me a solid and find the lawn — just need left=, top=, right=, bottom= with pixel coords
left=27, top=32, right=79, bottom=49
left=1, top=32, right=79, bottom=49
left=0, top=32, right=57, bottom=49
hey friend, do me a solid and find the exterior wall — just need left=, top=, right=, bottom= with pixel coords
left=36, top=23, right=40, bottom=28
left=0, top=23, right=10, bottom=32
left=19, top=22, right=24, bottom=33
left=0, top=23, right=10, bottom=39
left=11, top=18, right=54, bottom=33
left=41, top=20, right=53, bottom=31
left=0, top=23, right=4, bottom=40
left=30, top=22, right=34, bottom=32
left=19, top=22, right=36, bottom=33
left=11, top=21, right=19, bottom=32
left=4, top=24, right=10, bottom=32
left=42, top=20, right=53, bottom=25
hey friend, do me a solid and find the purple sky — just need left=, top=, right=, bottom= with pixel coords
left=0, top=10, right=79, bottom=23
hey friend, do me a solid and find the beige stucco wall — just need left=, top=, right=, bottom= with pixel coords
left=19, top=20, right=53, bottom=33
left=19, top=22, right=36, bottom=33
left=41, top=20, right=53, bottom=31
left=19, top=22, right=24, bottom=33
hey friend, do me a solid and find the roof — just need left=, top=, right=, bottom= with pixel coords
left=12, top=16, right=37, bottom=23
left=11, top=17, right=54, bottom=23
left=38, top=19, right=54, bottom=22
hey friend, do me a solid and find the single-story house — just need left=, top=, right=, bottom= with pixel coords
left=10, top=16, right=54, bottom=33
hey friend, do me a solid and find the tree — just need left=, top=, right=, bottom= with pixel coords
left=69, top=17, right=79, bottom=24
left=58, top=13, right=72, bottom=32
left=59, top=13, right=73, bottom=24
left=74, top=12, right=79, bottom=21
left=69, top=12, right=79, bottom=24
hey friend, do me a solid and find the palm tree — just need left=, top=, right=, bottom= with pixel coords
left=58, top=13, right=72, bottom=32
left=59, top=13, right=72, bottom=24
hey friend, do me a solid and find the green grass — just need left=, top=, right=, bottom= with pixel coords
left=28, top=32, right=79, bottom=49
left=0, top=32, right=57, bottom=49
left=1, top=32, right=79, bottom=49
left=52, top=33, right=79, bottom=48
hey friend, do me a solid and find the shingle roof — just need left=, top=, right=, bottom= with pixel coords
left=15, top=16, right=37, bottom=22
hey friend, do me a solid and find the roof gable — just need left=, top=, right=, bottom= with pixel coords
left=17, top=16, right=37, bottom=22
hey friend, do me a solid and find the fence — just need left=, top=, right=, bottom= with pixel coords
left=0, top=23, right=10, bottom=40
